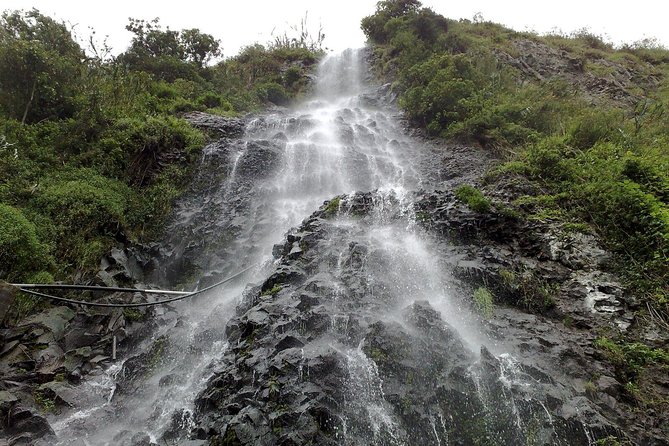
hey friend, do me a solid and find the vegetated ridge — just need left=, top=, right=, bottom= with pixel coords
left=362, top=0, right=668, bottom=442
left=0, top=9, right=321, bottom=298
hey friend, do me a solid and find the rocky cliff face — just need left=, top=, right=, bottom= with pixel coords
left=191, top=188, right=657, bottom=445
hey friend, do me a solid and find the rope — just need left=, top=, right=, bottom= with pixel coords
left=13, top=264, right=257, bottom=308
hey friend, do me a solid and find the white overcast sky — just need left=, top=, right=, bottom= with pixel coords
left=2, top=1, right=667, bottom=57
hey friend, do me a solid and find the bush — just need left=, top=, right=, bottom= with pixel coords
left=283, top=66, right=302, bottom=87
left=578, top=179, right=668, bottom=263
left=35, top=169, right=130, bottom=232
left=567, top=109, right=620, bottom=149
left=255, top=82, right=290, bottom=106
left=0, top=204, right=51, bottom=280
left=473, top=287, right=494, bottom=318
left=524, top=137, right=576, bottom=181
left=622, top=154, right=669, bottom=204
left=197, top=92, right=224, bottom=108
left=595, top=337, right=669, bottom=383
left=114, top=116, right=204, bottom=186
left=170, top=98, right=203, bottom=114
left=455, top=185, right=492, bottom=212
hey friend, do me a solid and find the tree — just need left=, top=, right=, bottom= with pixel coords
left=181, top=28, right=221, bottom=67
left=361, top=0, right=422, bottom=44
left=119, top=18, right=221, bottom=79
left=0, top=9, right=84, bottom=123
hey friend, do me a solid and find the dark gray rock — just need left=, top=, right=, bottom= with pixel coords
left=0, top=282, right=17, bottom=325
left=183, top=112, right=246, bottom=138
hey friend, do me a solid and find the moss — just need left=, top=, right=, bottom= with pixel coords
left=368, top=347, right=389, bottom=363
left=454, top=185, right=492, bottom=213
left=414, top=211, right=431, bottom=222
left=323, top=196, right=341, bottom=217
left=261, top=284, right=283, bottom=297
left=146, top=336, right=168, bottom=373
left=594, top=436, right=627, bottom=446
left=214, top=428, right=242, bottom=446
left=123, top=308, right=146, bottom=323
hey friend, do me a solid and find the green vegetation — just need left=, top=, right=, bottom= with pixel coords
left=362, top=0, right=669, bottom=315
left=454, top=185, right=492, bottom=213
left=472, top=286, right=494, bottom=318
left=593, top=436, right=628, bottom=446
left=33, top=390, right=56, bottom=412
left=122, top=308, right=146, bottom=323
left=497, top=267, right=557, bottom=313
left=261, top=284, right=283, bottom=296
left=0, top=10, right=320, bottom=291
left=323, top=196, right=342, bottom=217
left=595, top=337, right=669, bottom=384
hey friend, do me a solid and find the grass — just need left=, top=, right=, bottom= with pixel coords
left=454, top=185, right=492, bottom=213
left=594, top=337, right=669, bottom=388
left=33, top=391, right=56, bottom=412
left=497, top=267, right=557, bottom=314
left=473, top=287, right=494, bottom=318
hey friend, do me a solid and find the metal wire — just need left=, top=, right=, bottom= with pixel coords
left=11, top=284, right=191, bottom=296
left=12, top=264, right=257, bottom=308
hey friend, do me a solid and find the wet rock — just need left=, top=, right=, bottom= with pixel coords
left=183, top=111, right=246, bottom=138
left=115, top=337, right=169, bottom=395
left=159, top=373, right=187, bottom=388
left=0, top=390, right=19, bottom=411
left=37, top=381, right=77, bottom=407
left=3, top=405, right=54, bottom=439
left=34, top=344, right=64, bottom=376
left=19, top=306, right=75, bottom=342
left=0, top=282, right=17, bottom=325
left=128, top=432, right=155, bottom=446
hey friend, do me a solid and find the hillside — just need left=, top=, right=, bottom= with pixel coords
left=361, top=0, right=669, bottom=442
left=0, top=10, right=321, bottom=292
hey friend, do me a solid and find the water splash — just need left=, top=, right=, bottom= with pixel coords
left=342, top=344, right=405, bottom=446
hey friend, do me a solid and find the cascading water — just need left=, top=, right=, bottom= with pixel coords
left=45, top=49, right=617, bottom=445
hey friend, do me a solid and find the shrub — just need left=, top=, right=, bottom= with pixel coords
left=473, top=287, right=494, bottom=318
left=578, top=179, right=668, bottom=263
left=455, top=185, right=491, bottom=212
left=197, top=92, right=224, bottom=108
left=0, top=204, right=51, bottom=280
left=32, top=171, right=131, bottom=271
left=170, top=98, right=202, bottom=114
left=523, top=137, right=575, bottom=181
left=255, top=82, right=290, bottom=105
left=114, top=116, right=204, bottom=186
left=36, top=170, right=129, bottom=230
left=283, top=66, right=302, bottom=87
left=595, top=337, right=669, bottom=383
left=567, top=109, right=620, bottom=150
left=621, top=154, right=669, bottom=204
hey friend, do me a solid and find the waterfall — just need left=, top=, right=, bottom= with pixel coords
left=44, top=49, right=613, bottom=446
